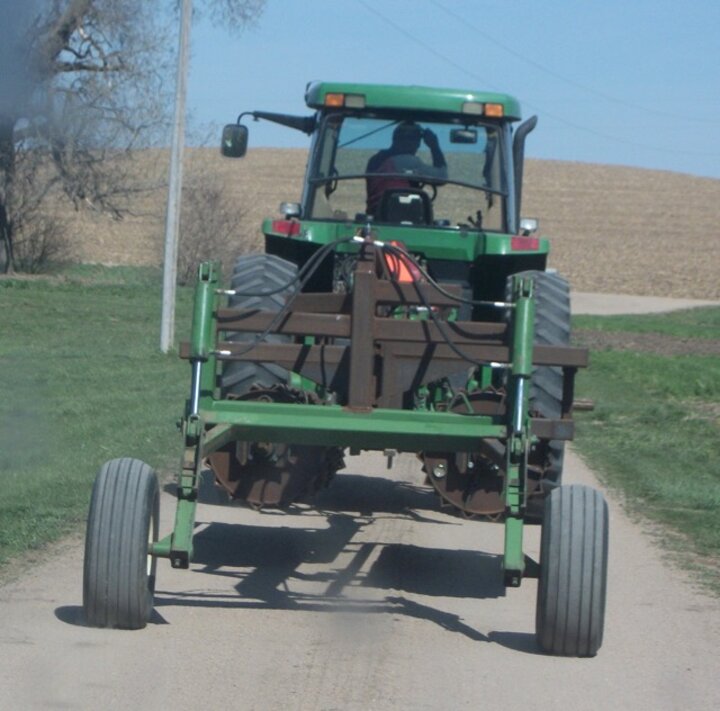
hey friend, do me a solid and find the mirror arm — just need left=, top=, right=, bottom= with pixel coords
left=235, top=111, right=256, bottom=125
left=242, top=111, right=316, bottom=135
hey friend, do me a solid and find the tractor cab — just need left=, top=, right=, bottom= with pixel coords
left=222, top=82, right=537, bottom=238
left=222, top=82, right=544, bottom=298
left=306, top=110, right=507, bottom=231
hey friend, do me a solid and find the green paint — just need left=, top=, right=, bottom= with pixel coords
left=500, top=276, right=536, bottom=582
left=503, top=515, right=525, bottom=584
left=189, top=262, right=219, bottom=361
left=200, top=400, right=506, bottom=451
left=305, top=82, right=522, bottom=120
left=168, top=497, right=196, bottom=567
left=263, top=218, right=549, bottom=263
left=510, top=276, right=535, bottom=376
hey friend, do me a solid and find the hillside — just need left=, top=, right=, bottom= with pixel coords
left=64, top=148, right=720, bottom=299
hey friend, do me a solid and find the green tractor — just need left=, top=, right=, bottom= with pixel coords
left=83, top=82, right=608, bottom=656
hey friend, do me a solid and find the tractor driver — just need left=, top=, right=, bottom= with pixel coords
left=365, top=121, right=447, bottom=217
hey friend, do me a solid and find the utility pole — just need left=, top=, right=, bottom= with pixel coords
left=160, top=0, right=192, bottom=353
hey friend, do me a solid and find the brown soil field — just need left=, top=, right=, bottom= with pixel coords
left=66, top=148, right=720, bottom=299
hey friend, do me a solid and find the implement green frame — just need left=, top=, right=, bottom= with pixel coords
left=151, top=254, right=568, bottom=587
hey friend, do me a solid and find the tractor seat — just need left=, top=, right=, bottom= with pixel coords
left=378, top=189, right=433, bottom=225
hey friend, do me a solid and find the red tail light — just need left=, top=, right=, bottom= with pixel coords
left=271, top=219, right=301, bottom=236
left=511, top=235, right=539, bottom=251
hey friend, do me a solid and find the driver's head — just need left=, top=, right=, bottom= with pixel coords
left=392, top=121, right=422, bottom=153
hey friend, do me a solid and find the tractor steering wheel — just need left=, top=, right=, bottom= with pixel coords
left=416, top=181, right=438, bottom=202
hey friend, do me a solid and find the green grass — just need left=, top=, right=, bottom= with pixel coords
left=573, top=308, right=720, bottom=587
left=1, top=272, right=719, bottom=592
left=574, top=305, right=720, bottom=340
left=0, top=267, right=193, bottom=569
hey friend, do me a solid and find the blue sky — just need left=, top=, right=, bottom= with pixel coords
left=186, top=0, right=720, bottom=178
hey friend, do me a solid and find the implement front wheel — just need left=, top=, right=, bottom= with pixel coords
left=536, top=484, right=609, bottom=656
left=83, top=458, right=159, bottom=629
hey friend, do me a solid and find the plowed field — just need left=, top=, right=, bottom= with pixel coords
left=67, top=148, right=720, bottom=299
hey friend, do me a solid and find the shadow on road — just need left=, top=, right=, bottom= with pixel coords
left=56, top=471, right=542, bottom=654
left=151, top=483, right=512, bottom=645
left=54, top=605, right=169, bottom=627
left=187, top=518, right=503, bottom=601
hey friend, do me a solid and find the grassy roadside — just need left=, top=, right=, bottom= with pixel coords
left=0, top=266, right=192, bottom=571
left=1, top=272, right=718, bottom=592
left=573, top=307, right=720, bottom=590
left=573, top=307, right=720, bottom=339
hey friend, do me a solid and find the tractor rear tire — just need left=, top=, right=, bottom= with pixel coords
left=83, top=458, right=159, bottom=629
left=220, top=253, right=298, bottom=396
left=536, top=484, right=609, bottom=656
left=506, top=270, right=570, bottom=489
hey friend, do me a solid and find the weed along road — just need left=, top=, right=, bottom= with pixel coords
left=1, top=295, right=719, bottom=710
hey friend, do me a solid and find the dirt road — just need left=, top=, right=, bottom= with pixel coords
left=2, top=294, right=720, bottom=709
left=1, top=447, right=719, bottom=710
left=571, top=291, right=720, bottom=315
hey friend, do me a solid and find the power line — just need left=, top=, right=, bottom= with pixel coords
left=356, top=0, right=505, bottom=94
left=355, top=0, right=720, bottom=158
left=430, top=0, right=718, bottom=125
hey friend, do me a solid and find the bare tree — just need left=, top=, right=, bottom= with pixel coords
left=0, top=1, right=171, bottom=272
left=0, top=0, right=265, bottom=274
left=198, top=0, right=266, bottom=29
left=177, top=162, right=247, bottom=286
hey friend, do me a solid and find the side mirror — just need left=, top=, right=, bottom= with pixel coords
left=279, top=202, right=301, bottom=218
left=450, top=128, right=478, bottom=144
left=519, top=217, right=539, bottom=235
left=221, top=124, right=248, bottom=158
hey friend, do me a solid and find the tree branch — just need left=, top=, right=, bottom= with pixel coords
left=55, top=61, right=123, bottom=73
left=38, top=0, right=94, bottom=74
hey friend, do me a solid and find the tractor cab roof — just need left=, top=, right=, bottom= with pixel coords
left=305, top=81, right=521, bottom=121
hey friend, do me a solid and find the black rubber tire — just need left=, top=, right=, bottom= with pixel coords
left=506, top=270, right=571, bottom=485
left=220, top=253, right=298, bottom=396
left=83, top=458, right=159, bottom=629
left=536, top=484, right=609, bottom=656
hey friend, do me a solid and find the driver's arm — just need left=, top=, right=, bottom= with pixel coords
left=422, top=129, right=446, bottom=169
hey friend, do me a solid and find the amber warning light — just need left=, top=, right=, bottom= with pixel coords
left=484, top=103, right=504, bottom=117
left=324, top=93, right=366, bottom=109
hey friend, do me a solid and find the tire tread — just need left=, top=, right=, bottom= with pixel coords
left=83, top=458, right=158, bottom=629
left=221, top=253, right=299, bottom=396
left=536, top=484, right=609, bottom=656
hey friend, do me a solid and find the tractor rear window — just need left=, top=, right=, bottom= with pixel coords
left=308, top=115, right=508, bottom=230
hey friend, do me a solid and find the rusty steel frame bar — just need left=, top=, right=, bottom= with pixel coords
left=208, top=317, right=586, bottom=366
left=157, top=249, right=588, bottom=586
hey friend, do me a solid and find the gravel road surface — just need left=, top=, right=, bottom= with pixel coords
left=1, top=449, right=719, bottom=710
left=572, top=292, right=719, bottom=316
left=1, top=295, right=719, bottom=710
